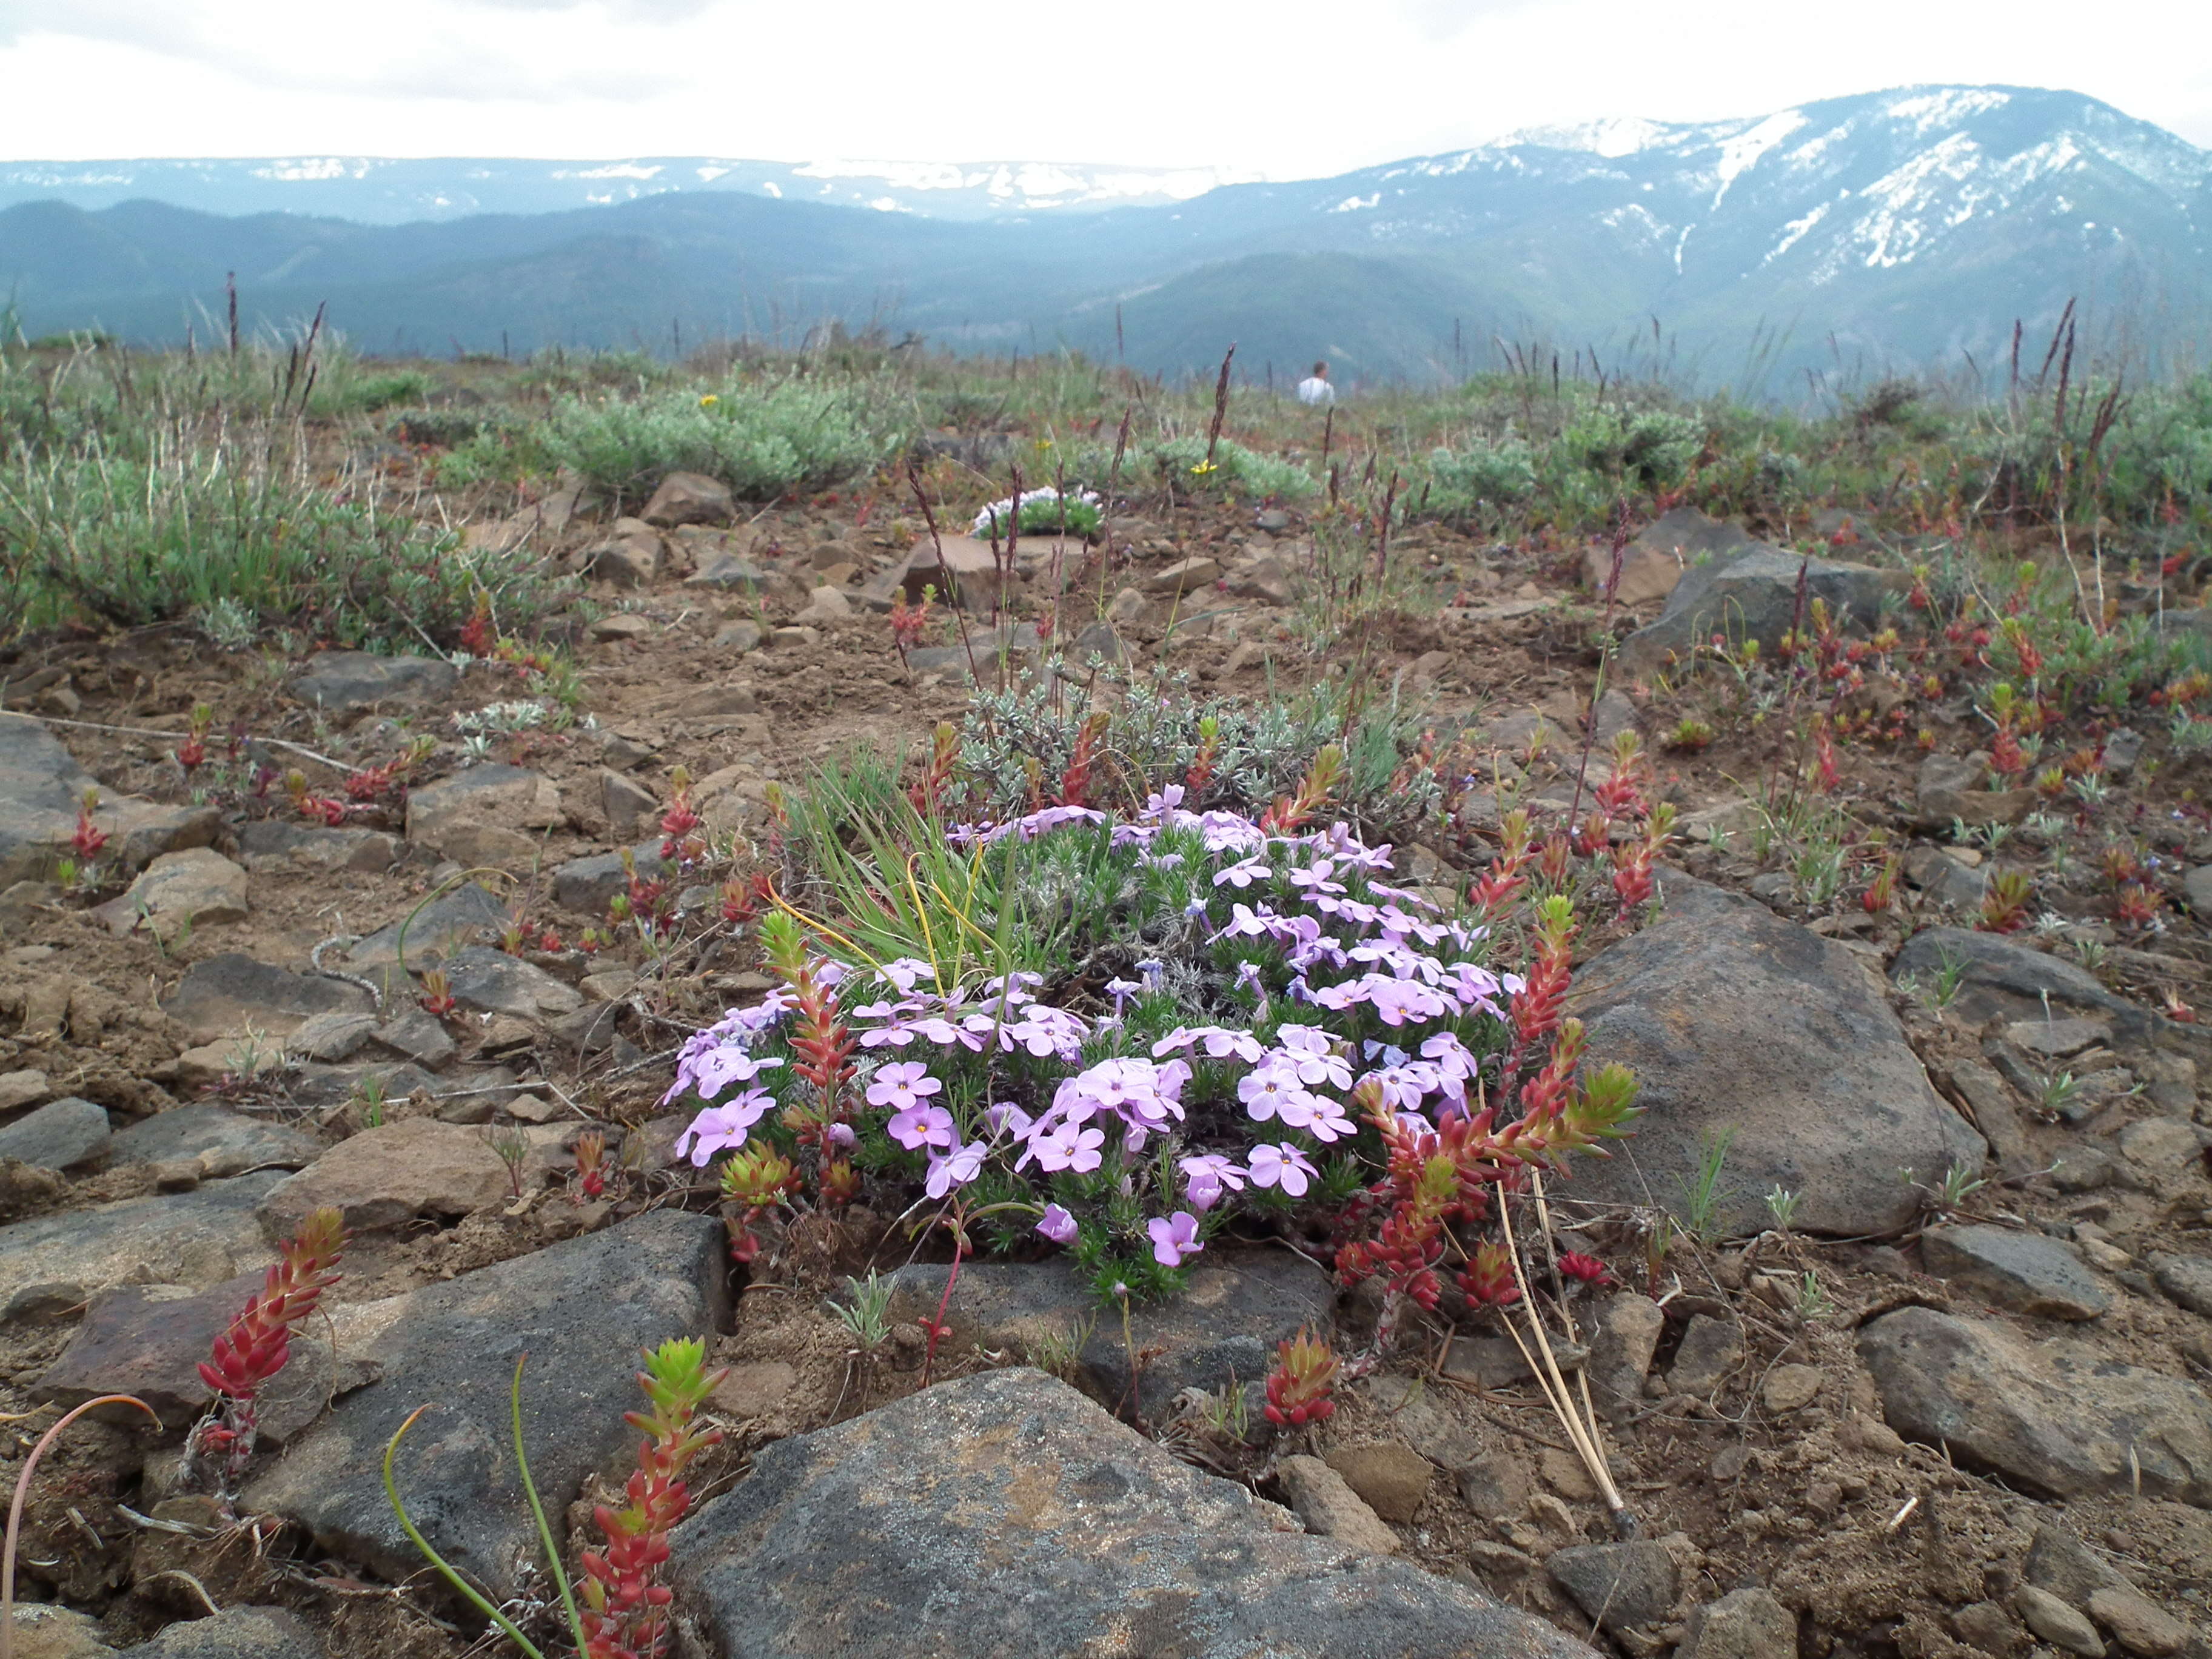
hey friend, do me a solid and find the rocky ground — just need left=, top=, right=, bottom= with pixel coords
left=2, top=469, right=2210, bottom=1659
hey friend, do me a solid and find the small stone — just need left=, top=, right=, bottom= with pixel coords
left=1466, top=1539, right=1536, bottom=1582
left=709, top=1360, right=798, bottom=1419
left=712, top=620, right=763, bottom=653
left=121, top=1605, right=325, bottom=1657
left=96, top=848, right=250, bottom=939
left=1681, top=1587, right=1795, bottom=1659
left=1105, top=586, right=1152, bottom=629
left=2086, top=1586, right=2190, bottom=1655
left=0, top=1068, right=49, bottom=1110
left=2026, top=1520, right=2130, bottom=1606
left=1322, top=1441, right=1430, bottom=1522
left=0, top=1096, right=110, bottom=1170
left=1548, top=1540, right=1680, bottom=1634
left=1586, top=1292, right=1665, bottom=1418
left=5, top=1602, right=113, bottom=1659
left=1142, top=556, right=1222, bottom=596
left=2005, top=1017, right=2114, bottom=1058
left=794, top=585, right=852, bottom=625
left=1922, top=1224, right=2111, bottom=1321
left=107, top=1105, right=320, bottom=1179
left=290, top=652, right=456, bottom=713
left=283, top=1010, right=378, bottom=1064
left=441, top=947, right=585, bottom=1021
left=255, top=1119, right=510, bottom=1239
left=1667, top=1314, right=1745, bottom=1397
left=584, top=519, right=663, bottom=587
left=590, top=612, right=653, bottom=642
left=2014, top=1585, right=2106, bottom=1656
left=2149, top=1253, right=2212, bottom=1317
left=769, top=625, right=818, bottom=648
left=600, top=769, right=661, bottom=839
left=1455, top=1449, right=1530, bottom=1519
left=1540, top=1446, right=1598, bottom=1502
left=1275, top=1455, right=1399, bottom=1554
left=370, top=1007, right=458, bottom=1071
left=1951, top=1601, right=2022, bottom=1656
left=640, top=471, right=734, bottom=528
left=1761, top=1363, right=1823, bottom=1414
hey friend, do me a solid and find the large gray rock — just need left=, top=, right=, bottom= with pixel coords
left=0, top=1174, right=281, bottom=1324
left=1891, top=928, right=2169, bottom=1048
left=1922, top=1225, right=2111, bottom=1321
left=253, top=1118, right=510, bottom=1239
left=441, top=946, right=585, bottom=1021
left=161, top=954, right=374, bottom=1046
left=246, top=1211, right=726, bottom=1600
left=883, top=1250, right=1333, bottom=1422
left=337, top=882, right=509, bottom=977
left=1618, top=544, right=1904, bottom=672
left=667, top=1367, right=1595, bottom=1658
left=0, top=719, right=216, bottom=883
left=121, top=1606, right=326, bottom=1657
left=642, top=470, right=736, bottom=528
left=290, top=652, right=457, bottom=713
left=1547, top=1540, right=1680, bottom=1635
left=95, top=848, right=250, bottom=940
left=107, top=1105, right=321, bottom=1179
left=1858, top=1306, right=2212, bottom=1503
left=1570, top=880, right=1983, bottom=1235
left=404, top=766, right=563, bottom=862
left=0, top=1096, right=110, bottom=1170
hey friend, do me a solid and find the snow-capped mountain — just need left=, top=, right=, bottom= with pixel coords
left=3, top=85, right=2205, bottom=386
left=0, top=156, right=1258, bottom=224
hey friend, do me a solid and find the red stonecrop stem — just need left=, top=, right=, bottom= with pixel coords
left=188, top=1205, right=346, bottom=1490
left=579, top=1338, right=726, bottom=1659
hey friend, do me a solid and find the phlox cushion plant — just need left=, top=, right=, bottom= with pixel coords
left=665, top=774, right=1641, bottom=1311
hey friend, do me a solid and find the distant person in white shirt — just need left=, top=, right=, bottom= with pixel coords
left=1296, top=360, right=1335, bottom=407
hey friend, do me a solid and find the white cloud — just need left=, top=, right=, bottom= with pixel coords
left=0, top=0, right=2203, bottom=175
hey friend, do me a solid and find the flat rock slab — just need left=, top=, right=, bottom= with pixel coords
left=1922, top=1224, right=2111, bottom=1320
left=106, top=1105, right=321, bottom=1179
left=0, top=1096, right=110, bottom=1169
left=1891, top=928, right=2167, bottom=1047
left=39, top=1270, right=349, bottom=1435
left=121, top=1606, right=326, bottom=1657
left=0, top=1173, right=281, bottom=1324
left=1570, top=879, right=1983, bottom=1235
left=1859, top=1306, right=2212, bottom=1503
left=667, top=1367, right=1595, bottom=1658
left=236, top=822, right=397, bottom=874
left=442, top=946, right=584, bottom=1021
left=161, top=954, right=374, bottom=1046
left=1549, top=1540, right=1680, bottom=1634
left=246, top=1211, right=726, bottom=1600
left=95, top=848, right=249, bottom=939
left=0, top=719, right=216, bottom=883
left=254, top=1118, right=511, bottom=1239
left=290, top=652, right=457, bottom=713
left=883, top=1249, right=1333, bottom=1421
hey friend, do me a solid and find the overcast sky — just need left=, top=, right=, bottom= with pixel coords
left=2, top=0, right=2206, bottom=176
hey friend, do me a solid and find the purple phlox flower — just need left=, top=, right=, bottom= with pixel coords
left=1443, top=962, right=1509, bottom=1019
left=873, top=957, right=937, bottom=995
left=1152, top=1025, right=1264, bottom=1063
left=1179, top=1151, right=1248, bottom=1192
left=1017, top=1119, right=1105, bottom=1175
left=814, top=960, right=850, bottom=988
left=686, top=1046, right=783, bottom=1102
left=887, top=1102, right=956, bottom=1150
left=1013, top=803, right=1109, bottom=840
left=1104, top=977, right=1142, bottom=1014
left=1304, top=1095, right=1356, bottom=1142
left=1109, top=820, right=1160, bottom=850
left=1247, top=1142, right=1318, bottom=1197
left=1213, top=854, right=1272, bottom=889
left=1135, top=957, right=1165, bottom=988
left=1368, top=1062, right=1439, bottom=1111
left=865, top=1060, right=942, bottom=1113
left=674, top=1088, right=775, bottom=1165
left=985, top=1101, right=1035, bottom=1137
left=1367, top=881, right=1436, bottom=911
left=1036, top=1203, right=1079, bottom=1245
left=826, top=1121, right=857, bottom=1148
left=925, top=1139, right=988, bottom=1199
left=1198, top=811, right=1268, bottom=855
left=1238, top=1058, right=1317, bottom=1125
left=1144, top=784, right=1186, bottom=819
left=1234, top=960, right=1265, bottom=992
left=1273, top=1024, right=1354, bottom=1089
left=1395, top=1109, right=1437, bottom=1139
left=1001, top=1005, right=1088, bottom=1060
left=1364, top=975, right=1450, bottom=1026
left=1216, top=902, right=1274, bottom=940
left=1139, top=851, right=1185, bottom=870
left=1287, top=859, right=1345, bottom=897
left=1376, top=906, right=1449, bottom=945
left=1333, top=839, right=1396, bottom=873
left=1183, top=896, right=1211, bottom=918
left=856, top=1021, right=916, bottom=1050
left=1147, top=1210, right=1205, bottom=1267
left=1363, top=1040, right=1412, bottom=1066
left=1308, top=893, right=1380, bottom=928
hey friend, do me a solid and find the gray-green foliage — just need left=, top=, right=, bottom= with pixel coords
left=1423, top=441, right=1537, bottom=520
left=1145, top=436, right=1317, bottom=501
left=961, top=668, right=1442, bottom=836
left=541, top=376, right=909, bottom=502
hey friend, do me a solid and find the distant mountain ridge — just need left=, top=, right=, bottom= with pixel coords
left=0, top=156, right=1259, bottom=224
left=3, top=84, right=2206, bottom=390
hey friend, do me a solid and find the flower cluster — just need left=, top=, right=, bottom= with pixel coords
left=663, top=771, right=1631, bottom=1300
left=971, top=486, right=1102, bottom=541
